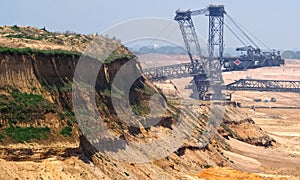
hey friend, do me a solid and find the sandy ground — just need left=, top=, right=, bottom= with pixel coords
left=225, top=97, right=300, bottom=177
left=225, top=137, right=300, bottom=173
left=1, top=53, right=299, bottom=179
left=0, top=156, right=108, bottom=180
left=218, top=60, right=300, bottom=177
left=142, top=55, right=300, bottom=177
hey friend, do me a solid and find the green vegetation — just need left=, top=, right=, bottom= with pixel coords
left=11, top=25, right=20, bottom=31
left=67, top=120, right=73, bottom=127
left=101, top=89, right=111, bottom=97
left=59, top=83, right=73, bottom=92
left=103, top=54, right=135, bottom=64
left=197, top=128, right=203, bottom=135
left=40, top=79, right=59, bottom=93
left=0, top=46, right=134, bottom=64
left=40, top=27, right=48, bottom=32
left=61, top=126, right=72, bottom=136
left=0, top=133, right=3, bottom=142
left=81, top=38, right=87, bottom=43
left=11, top=90, right=43, bottom=106
left=220, top=123, right=237, bottom=138
left=6, top=34, right=43, bottom=40
left=0, top=89, right=54, bottom=122
left=203, top=165, right=212, bottom=169
left=0, top=46, right=81, bottom=56
left=166, top=107, right=180, bottom=121
left=282, top=50, right=300, bottom=59
left=0, top=99, right=8, bottom=112
left=131, top=103, right=151, bottom=116
left=134, top=86, right=156, bottom=96
left=100, top=88, right=124, bottom=99
left=169, top=110, right=179, bottom=121
left=65, top=110, right=76, bottom=123
left=57, top=110, right=76, bottom=124
left=5, top=125, right=50, bottom=143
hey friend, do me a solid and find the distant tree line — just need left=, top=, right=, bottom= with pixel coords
left=134, top=46, right=187, bottom=55
left=282, top=50, right=300, bottom=59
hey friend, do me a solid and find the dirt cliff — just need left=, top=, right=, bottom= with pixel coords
left=0, top=26, right=283, bottom=179
left=0, top=47, right=227, bottom=179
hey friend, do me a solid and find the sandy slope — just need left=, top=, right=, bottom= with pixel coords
left=0, top=157, right=108, bottom=180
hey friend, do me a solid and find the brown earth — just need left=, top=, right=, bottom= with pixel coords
left=0, top=40, right=231, bottom=179
left=139, top=54, right=300, bottom=178
left=0, top=25, right=95, bottom=52
left=196, top=167, right=292, bottom=180
left=0, top=27, right=299, bottom=179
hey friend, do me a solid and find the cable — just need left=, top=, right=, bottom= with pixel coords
left=146, top=21, right=173, bottom=48
left=229, top=16, right=271, bottom=51
left=155, top=24, right=179, bottom=48
left=225, top=15, right=252, bottom=46
left=224, top=23, right=247, bottom=46
left=226, top=14, right=259, bottom=48
left=226, top=17, right=252, bottom=45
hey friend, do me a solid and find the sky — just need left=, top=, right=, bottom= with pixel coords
left=2, top=0, right=299, bottom=50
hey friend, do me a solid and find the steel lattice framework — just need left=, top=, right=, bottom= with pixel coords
left=174, top=10, right=203, bottom=67
left=143, top=62, right=204, bottom=80
left=208, top=5, right=225, bottom=59
left=172, top=6, right=225, bottom=100
left=142, top=5, right=285, bottom=99
left=226, top=79, right=300, bottom=93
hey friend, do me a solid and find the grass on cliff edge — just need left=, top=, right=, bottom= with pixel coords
left=0, top=46, right=135, bottom=64
left=0, top=89, right=54, bottom=122
left=0, top=46, right=81, bottom=56
left=5, top=125, right=50, bottom=143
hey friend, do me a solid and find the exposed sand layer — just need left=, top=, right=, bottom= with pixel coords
left=143, top=55, right=300, bottom=178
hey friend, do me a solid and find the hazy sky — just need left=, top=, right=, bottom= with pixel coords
left=2, top=0, right=299, bottom=49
